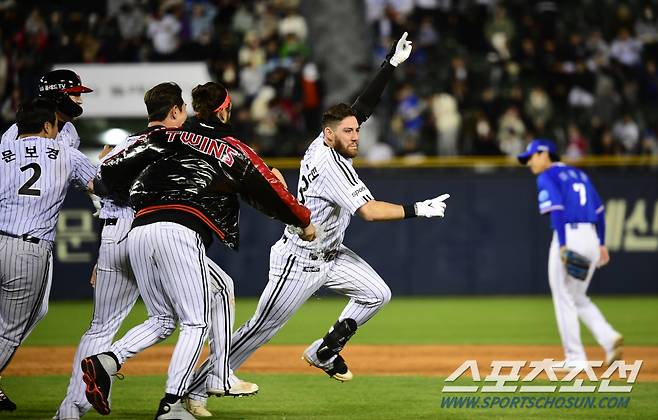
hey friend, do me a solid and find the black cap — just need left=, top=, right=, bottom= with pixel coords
left=38, top=69, right=93, bottom=95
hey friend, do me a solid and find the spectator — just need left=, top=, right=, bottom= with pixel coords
left=471, top=112, right=501, bottom=155
left=639, top=128, right=658, bottom=155
left=147, top=5, right=182, bottom=60
left=278, top=7, right=307, bottom=41
left=612, top=113, right=640, bottom=154
left=524, top=86, right=553, bottom=132
left=497, top=105, right=526, bottom=157
left=189, top=2, right=216, bottom=45
left=392, top=83, right=424, bottom=154
left=609, top=28, right=642, bottom=70
left=565, top=123, right=588, bottom=159
left=430, top=93, right=461, bottom=155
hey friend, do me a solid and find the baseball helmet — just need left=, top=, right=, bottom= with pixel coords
left=38, top=69, right=93, bottom=95
left=37, top=70, right=92, bottom=118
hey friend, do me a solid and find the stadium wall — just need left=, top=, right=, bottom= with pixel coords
left=51, top=164, right=658, bottom=299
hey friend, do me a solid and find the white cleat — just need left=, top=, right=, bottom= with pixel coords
left=208, top=379, right=259, bottom=397
left=183, top=397, right=212, bottom=417
left=155, top=400, right=197, bottom=420
left=605, top=335, right=624, bottom=366
left=302, top=339, right=353, bottom=382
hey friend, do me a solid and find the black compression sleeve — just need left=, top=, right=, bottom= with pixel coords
left=351, top=62, right=396, bottom=125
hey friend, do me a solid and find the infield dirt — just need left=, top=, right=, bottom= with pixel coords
left=6, top=344, right=658, bottom=380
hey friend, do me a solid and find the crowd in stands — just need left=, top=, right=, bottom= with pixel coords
left=368, top=0, right=658, bottom=157
left=1, top=0, right=658, bottom=158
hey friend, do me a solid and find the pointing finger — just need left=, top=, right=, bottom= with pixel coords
left=436, top=193, right=450, bottom=201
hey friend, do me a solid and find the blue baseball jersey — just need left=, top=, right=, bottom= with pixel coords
left=536, top=163, right=604, bottom=224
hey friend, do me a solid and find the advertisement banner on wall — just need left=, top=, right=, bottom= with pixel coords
left=53, top=62, right=212, bottom=117
left=52, top=167, right=658, bottom=300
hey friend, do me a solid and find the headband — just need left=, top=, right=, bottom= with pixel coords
left=213, top=92, right=232, bottom=113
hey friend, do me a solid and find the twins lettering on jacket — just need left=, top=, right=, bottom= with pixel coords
left=166, top=131, right=238, bottom=167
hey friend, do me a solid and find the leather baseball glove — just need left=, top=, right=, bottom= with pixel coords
left=560, top=249, right=591, bottom=281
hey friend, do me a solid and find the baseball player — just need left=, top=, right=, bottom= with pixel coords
left=184, top=33, right=449, bottom=415
left=517, top=139, right=623, bottom=369
left=0, top=98, right=97, bottom=412
left=1, top=69, right=93, bottom=149
left=54, top=82, right=220, bottom=419
left=81, top=81, right=314, bottom=419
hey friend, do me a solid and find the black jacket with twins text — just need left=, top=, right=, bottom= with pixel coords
left=100, top=117, right=310, bottom=250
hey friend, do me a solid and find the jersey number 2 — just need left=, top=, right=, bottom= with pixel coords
left=572, top=182, right=586, bottom=206
left=18, top=163, right=41, bottom=196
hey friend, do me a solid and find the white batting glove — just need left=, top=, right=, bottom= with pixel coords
left=414, top=194, right=450, bottom=218
left=90, top=193, right=102, bottom=217
left=389, top=32, right=413, bottom=67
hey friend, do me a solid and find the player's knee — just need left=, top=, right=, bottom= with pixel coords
left=378, top=284, right=392, bottom=307
left=153, top=316, right=177, bottom=338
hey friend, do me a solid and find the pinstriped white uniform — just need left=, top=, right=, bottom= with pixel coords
left=55, top=216, right=135, bottom=419
left=55, top=130, right=139, bottom=419
left=101, top=221, right=234, bottom=399
left=0, top=136, right=96, bottom=240
left=54, top=132, right=235, bottom=417
left=1, top=121, right=81, bottom=149
left=2, top=122, right=81, bottom=367
left=120, top=223, right=212, bottom=396
left=0, top=134, right=96, bottom=378
left=187, top=133, right=391, bottom=401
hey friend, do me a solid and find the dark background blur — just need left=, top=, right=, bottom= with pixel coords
left=2, top=0, right=658, bottom=158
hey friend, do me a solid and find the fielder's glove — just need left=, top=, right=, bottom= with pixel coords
left=387, top=32, right=413, bottom=67
left=561, top=249, right=591, bottom=281
left=414, top=194, right=450, bottom=218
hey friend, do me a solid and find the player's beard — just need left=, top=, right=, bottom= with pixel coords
left=334, top=141, right=359, bottom=159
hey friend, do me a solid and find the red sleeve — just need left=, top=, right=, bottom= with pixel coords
left=224, top=136, right=311, bottom=227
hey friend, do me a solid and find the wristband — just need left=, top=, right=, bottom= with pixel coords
left=403, top=204, right=417, bottom=219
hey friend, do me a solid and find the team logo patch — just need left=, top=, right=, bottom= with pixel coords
left=303, top=266, right=320, bottom=272
left=538, top=190, right=549, bottom=202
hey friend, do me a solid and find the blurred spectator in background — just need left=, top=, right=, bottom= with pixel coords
left=116, top=3, right=146, bottom=61
left=612, top=113, right=640, bottom=154
left=2, top=1, right=658, bottom=157
left=147, top=3, right=182, bottom=61
left=497, top=105, right=525, bottom=157
left=471, top=111, right=502, bottom=155
left=524, top=86, right=552, bottom=134
left=565, top=123, right=588, bottom=159
left=640, top=128, right=658, bottom=155
left=430, top=93, right=461, bottom=155
left=392, top=83, right=424, bottom=154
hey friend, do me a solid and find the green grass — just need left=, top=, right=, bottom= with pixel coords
left=25, top=296, right=658, bottom=346
left=3, top=374, right=657, bottom=419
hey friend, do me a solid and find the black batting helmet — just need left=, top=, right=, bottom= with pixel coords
left=38, top=69, right=93, bottom=95
left=37, top=69, right=92, bottom=118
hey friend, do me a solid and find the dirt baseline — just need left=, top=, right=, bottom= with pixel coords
left=6, top=344, right=658, bottom=381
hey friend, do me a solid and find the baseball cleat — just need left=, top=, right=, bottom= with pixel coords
left=81, top=352, right=119, bottom=415
left=155, top=398, right=197, bottom=420
left=605, top=335, right=624, bottom=366
left=183, top=397, right=212, bottom=417
left=302, top=340, right=353, bottom=382
left=0, top=384, right=17, bottom=412
left=208, top=379, right=259, bottom=397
